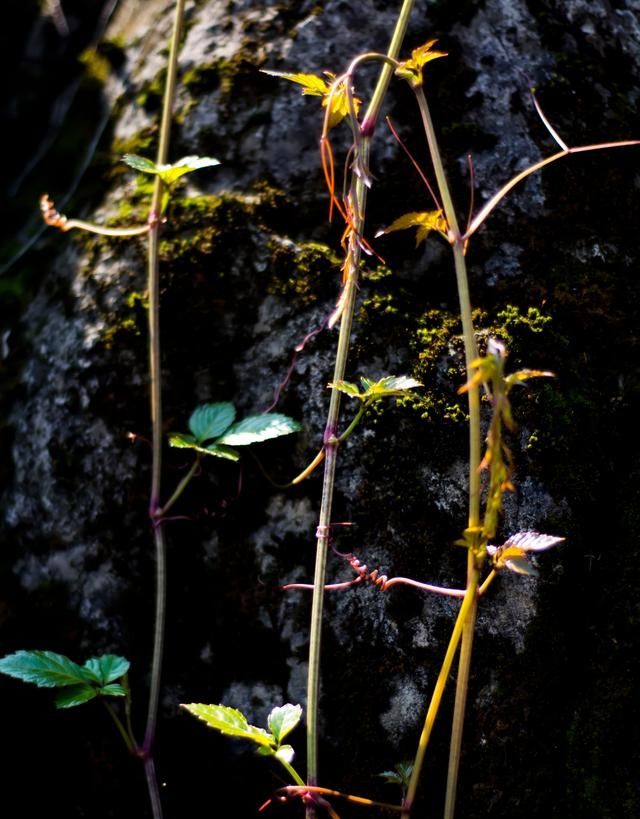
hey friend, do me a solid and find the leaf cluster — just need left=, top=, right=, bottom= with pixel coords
left=169, top=402, right=301, bottom=462
left=330, top=375, right=422, bottom=403
left=182, top=702, right=302, bottom=766
left=0, top=650, right=130, bottom=709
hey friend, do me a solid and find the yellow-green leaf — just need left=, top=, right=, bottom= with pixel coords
left=395, top=40, right=447, bottom=86
left=261, top=70, right=329, bottom=97
left=181, top=703, right=274, bottom=748
left=376, top=211, right=448, bottom=246
left=261, top=69, right=360, bottom=128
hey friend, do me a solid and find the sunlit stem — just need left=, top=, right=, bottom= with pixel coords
left=305, top=2, right=415, bottom=815
left=402, top=576, right=479, bottom=817
left=278, top=757, right=306, bottom=787
left=409, top=85, right=482, bottom=818
left=142, top=5, right=186, bottom=819
left=58, top=220, right=150, bottom=236
left=282, top=785, right=403, bottom=811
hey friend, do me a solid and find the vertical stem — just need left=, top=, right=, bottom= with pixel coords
left=305, top=1, right=415, bottom=811
left=142, top=6, right=185, bottom=818
left=402, top=86, right=483, bottom=817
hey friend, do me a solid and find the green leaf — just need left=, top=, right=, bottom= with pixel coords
left=203, top=443, right=241, bottom=461
left=378, top=761, right=414, bottom=787
left=188, top=403, right=236, bottom=443
left=122, top=154, right=220, bottom=185
left=261, top=70, right=330, bottom=97
left=83, top=655, right=130, bottom=685
left=261, top=70, right=360, bottom=128
left=122, top=154, right=158, bottom=173
left=275, top=744, right=295, bottom=764
left=267, top=703, right=302, bottom=744
left=55, top=685, right=98, bottom=709
left=357, top=375, right=423, bottom=401
left=155, top=155, right=220, bottom=186
left=181, top=703, right=274, bottom=748
left=0, top=650, right=94, bottom=689
left=168, top=433, right=198, bottom=448
left=99, top=683, right=127, bottom=698
left=504, top=555, right=538, bottom=576
left=216, top=414, right=301, bottom=446
left=328, top=380, right=363, bottom=399
left=376, top=210, right=448, bottom=246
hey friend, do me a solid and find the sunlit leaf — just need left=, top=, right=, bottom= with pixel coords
left=261, top=69, right=360, bottom=128
left=168, top=433, right=198, bottom=448
left=188, top=403, right=236, bottom=443
left=122, top=154, right=219, bottom=185
left=260, top=70, right=330, bottom=97
left=55, top=684, right=98, bottom=709
left=203, top=443, right=241, bottom=461
left=155, top=155, right=220, bottom=186
left=362, top=375, right=422, bottom=397
left=267, top=704, right=302, bottom=744
left=122, top=154, right=158, bottom=173
left=275, top=744, right=295, bottom=764
left=504, top=555, right=538, bottom=576
left=502, top=532, right=564, bottom=553
left=83, top=655, right=130, bottom=686
left=216, top=414, right=301, bottom=446
left=395, top=40, right=447, bottom=86
left=505, top=369, right=555, bottom=388
left=0, top=650, right=93, bottom=689
left=181, top=703, right=274, bottom=748
left=376, top=211, right=448, bottom=246
left=328, top=380, right=363, bottom=399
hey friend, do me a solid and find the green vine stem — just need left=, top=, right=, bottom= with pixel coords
left=401, top=84, right=483, bottom=817
left=305, top=0, right=415, bottom=810
left=142, top=0, right=186, bottom=816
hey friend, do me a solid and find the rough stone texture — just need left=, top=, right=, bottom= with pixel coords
left=1, top=1, right=640, bottom=818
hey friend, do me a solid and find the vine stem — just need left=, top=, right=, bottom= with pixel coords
left=142, top=2, right=186, bottom=818
left=305, top=1, right=415, bottom=814
left=401, top=85, right=482, bottom=818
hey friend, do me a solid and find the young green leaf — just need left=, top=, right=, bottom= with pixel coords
left=188, top=402, right=236, bottom=443
left=376, top=211, right=448, bottom=246
left=328, top=380, right=364, bottom=399
left=267, top=703, right=302, bottom=744
left=203, top=443, right=241, bottom=461
left=122, top=154, right=158, bottom=174
left=99, top=683, right=127, bottom=698
left=275, top=744, right=295, bottom=764
left=261, top=69, right=360, bottom=128
left=181, top=703, right=274, bottom=748
left=83, top=655, right=130, bottom=686
left=122, top=154, right=220, bottom=186
left=168, top=433, right=197, bottom=448
left=361, top=375, right=422, bottom=398
left=395, top=40, right=447, bottom=86
left=0, top=650, right=93, bottom=689
left=55, top=684, right=99, bottom=709
left=216, top=414, right=302, bottom=446
left=378, top=760, right=414, bottom=788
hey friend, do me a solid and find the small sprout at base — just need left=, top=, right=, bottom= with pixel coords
left=487, top=531, right=564, bottom=576
left=378, top=760, right=414, bottom=791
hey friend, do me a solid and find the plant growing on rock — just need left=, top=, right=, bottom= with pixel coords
left=181, top=2, right=639, bottom=818
left=0, top=2, right=300, bottom=819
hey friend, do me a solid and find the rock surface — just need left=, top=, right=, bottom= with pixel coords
left=1, top=1, right=639, bottom=818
